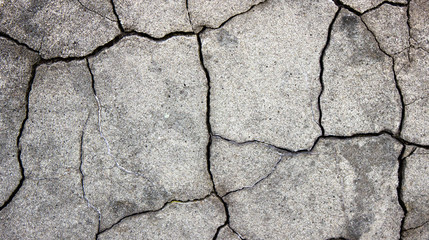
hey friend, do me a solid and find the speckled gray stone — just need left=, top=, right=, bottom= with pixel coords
left=114, top=0, right=192, bottom=37
left=84, top=35, right=212, bottom=230
left=403, top=147, right=429, bottom=232
left=396, top=48, right=429, bottom=145
left=98, top=196, right=225, bottom=240
left=362, top=4, right=409, bottom=55
left=341, top=0, right=407, bottom=13
left=321, top=9, right=402, bottom=136
left=225, top=135, right=403, bottom=240
left=217, top=225, right=242, bottom=240
left=0, top=61, right=99, bottom=239
left=0, top=0, right=119, bottom=58
left=0, top=38, right=39, bottom=206
left=403, top=223, right=429, bottom=240
left=409, top=0, right=429, bottom=50
left=211, top=137, right=283, bottom=196
left=188, top=0, right=264, bottom=31
left=202, top=0, right=337, bottom=151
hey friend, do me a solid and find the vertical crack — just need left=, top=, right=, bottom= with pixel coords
left=185, top=0, right=193, bottom=29
left=109, top=0, right=124, bottom=32
left=318, top=7, right=341, bottom=136
left=397, top=144, right=409, bottom=239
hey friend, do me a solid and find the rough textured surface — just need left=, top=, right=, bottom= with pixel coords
left=403, top=147, right=429, bottom=231
left=0, top=37, right=38, bottom=206
left=362, top=4, right=409, bottom=55
left=403, top=223, right=429, bottom=240
left=321, top=9, right=402, bottom=136
left=217, top=225, right=241, bottom=240
left=85, top=35, right=212, bottom=230
left=409, top=0, right=429, bottom=50
left=202, top=0, right=337, bottom=150
left=0, top=61, right=99, bottom=239
left=396, top=48, right=429, bottom=145
left=211, top=137, right=283, bottom=196
left=225, top=135, right=403, bottom=240
left=187, top=0, right=264, bottom=31
left=114, top=0, right=193, bottom=37
left=98, top=196, right=225, bottom=240
left=341, top=0, right=407, bottom=13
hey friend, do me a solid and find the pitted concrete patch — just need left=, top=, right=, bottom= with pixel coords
left=321, top=9, right=401, bottom=136
left=114, top=0, right=192, bottom=37
left=225, top=135, right=403, bottom=240
left=0, top=61, right=99, bottom=239
left=0, top=37, right=38, bottom=206
left=202, top=0, right=336, bottom=151
left=84, top=35, right=212, bottom=230
left=98, top=196, right=225, bottom=240
left=0, top=0, right=119, bottom=58
left=341, top=0, right=407, bottom=13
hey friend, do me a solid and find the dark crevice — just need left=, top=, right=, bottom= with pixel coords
left=109, top=0, right=124, bottom=32
left=362, top=1, right=408, bottom=15
left=318, top=7, right=341, bottom=137
left=332, top=0, right=362, bottom=15
left=0, top=60, right=40, bottom=211
left=398, top=144, right=408, bottom=239
left=406, top=0, right=412, bottom=60
left=229, top=225, right=246, bottom=240
left=404, top=220, right=429, bottom=232
left=0, top=31, right=39, bottom=54
left=185, top=0, right=193, bottom=27
left=95, top=194, right=213, bottom=239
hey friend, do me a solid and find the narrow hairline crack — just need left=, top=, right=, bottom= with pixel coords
left=75, top=0, right=116, bottom=22
left=403, top=220, right=429, bottom=232
left=333, top=0, right=407, bottom=16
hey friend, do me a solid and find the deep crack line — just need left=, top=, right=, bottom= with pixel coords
left=397, top=144, right=408, bottom=239
left=109, top=0, right=124, bottom=32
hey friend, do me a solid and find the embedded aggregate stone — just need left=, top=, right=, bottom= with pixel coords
left=0, top=37, right=39, bottom=206
left=201, top=0, right=337, bottom=151
left=409, top=0, right=429, bottom=50
left=0, top=61, right=99, bottom=239
left=114, top=0, right=193, bottom=37
left=187, top=0, right=264, bottom=31
left=321, top=9, right=402, bottom=136
left=0, top=0, right=119, bottom=59
left=85, top=35, right=212, bottom=230
left=362, top=4, right=409, bottom=55
left=98, top=196, right=225, bottom=240
left=340, top=0, right=407, bottom=13
left=211, top=137, right=283, bottom=196
left=224, top=135, right=403, bottom=240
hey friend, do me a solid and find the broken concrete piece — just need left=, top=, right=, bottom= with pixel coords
left=0, top=37, right=39, bottom=206
left=202, top=0, right=337, bottom=151
left=85, top=35, right=212, bottom=229
left=0, top=0, right=119, bottom=58
left=98, top=196, right=225, bottom=239
left=211, top=137, right=283, bottom=196
left=362, top=4, right=409, bottom=55
left=403, top=147, right=429, bottom=231
left=321, top=9, right=401, bottom=136
left=396, top=48, right=429, bottom=145
left=0, top=61, right=99, bottom=239
left=409, top=0, right=429, bottom=50
left=187, top=0, right=264, bottom=31
left=114, top=0, right=192, bottom=37
left=340, top=0, right=407, bottom=13
left=225, top=135, right=403, bottom=239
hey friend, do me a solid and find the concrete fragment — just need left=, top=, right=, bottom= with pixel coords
left=202, top=0, right=337, bottom=150
left=0, top=37, right=39, bottom=206
left=0, top=61, right=99, bottom=239
left=362, top=4, right=409, bottom=55
left=0, top=0, right=119, bottom=58
left=98, top=196, right=225, bottom=240
left=396, top=48, right=429, bottom=145
left=341, top=0, right=407, bottom=13
left=321, top=9, right=401, bottom=136
left=114, top=0, right=192, bottom=37
left=403, top=147, right=429, bottom=231
left=211, top=137, right=282, bottom=196
left=85, top=35, right=212, bottom=229
left=225, top=135, right=403, bottom=239
left=409, top=0, right=429, bottom=50
left=187, top=0, right=264, bottom=31
left=217, top=226, right=242, bottom=240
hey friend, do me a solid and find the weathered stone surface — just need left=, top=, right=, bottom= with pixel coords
left=188, top=0, right=264, bottom=31
left=225, top=135, right=403, bottom=239
left=0, top=37, right=39, bottom=206
left=362, top=4, right=409, bottom=55
left=217, top=225, right=241, bottom=240
left=409, top=0, right=429, bottom=50
left=114, top=0, right=192, bottom=37
left=211, top=137, right=283, bottom=196
left=202, top=0, right=336, bottom=151
left=403, top=223, right=429, bottom=240
left=98, top=196, right=225, bottom=240
left=85, top=35, right=212, bottom=230
left=341, top=0, right=407, bottom=13
left=321, top=9, right=401, bottom=136
left=396, top=48, right=429, bottom=145
left=0, top=61, right=99, bottom=239
left=403, top=147, right=429, bottom=231
left=0, top=0, right=119, bottom=58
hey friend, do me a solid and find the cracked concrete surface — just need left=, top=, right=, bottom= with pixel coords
left=0, top=0, right=428, bottom=239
